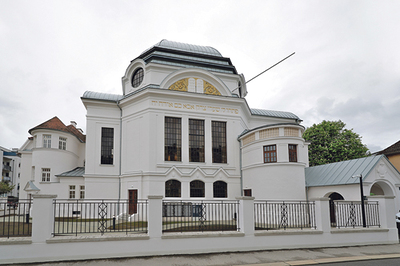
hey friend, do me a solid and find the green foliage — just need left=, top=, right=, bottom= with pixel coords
left=0, top=181, right=15, bottom=194
left=303, top=120, right=370, bottom=166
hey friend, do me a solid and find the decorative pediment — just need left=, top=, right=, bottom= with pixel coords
left=168, top=78, right=221, bottom=95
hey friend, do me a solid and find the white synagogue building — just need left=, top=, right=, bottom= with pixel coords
left=19, top=40, right=309, bottom=204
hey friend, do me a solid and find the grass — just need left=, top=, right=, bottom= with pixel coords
left=0, top=222, right=32, bottom=237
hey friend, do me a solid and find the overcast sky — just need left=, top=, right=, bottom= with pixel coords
left=1, top=0, right=399, bottom=153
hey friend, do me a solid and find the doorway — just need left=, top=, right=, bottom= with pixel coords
left=328, top=192, right=344, bottom=226
left=128, top=189, right=138, bottom=215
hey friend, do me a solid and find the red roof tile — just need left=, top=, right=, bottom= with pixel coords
left=29, top=116, right=86, bottom=143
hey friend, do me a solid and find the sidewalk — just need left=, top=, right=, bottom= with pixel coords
left=22, top=243, right=400, bottom=266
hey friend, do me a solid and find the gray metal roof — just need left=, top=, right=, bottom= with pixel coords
left=250, top=108, right=300, bottom=120
left=305, top=155, right=384, bottom=187
left=82, top=91, right=123, bottom=102
left=145, top=40, right=222, bottom=57
left=57, top=167, right=85, bottom=177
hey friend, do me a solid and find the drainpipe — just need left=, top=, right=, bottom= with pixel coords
left=238, top=138, right=243, bottom=196
left=117, top=100, right=123, bottom=204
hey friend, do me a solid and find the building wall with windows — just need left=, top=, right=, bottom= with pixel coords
left=81, top=40, right=309, bottom=202
left=0, top=146, right=21, bottom=197
left=18, top=117, right=86, bottom=200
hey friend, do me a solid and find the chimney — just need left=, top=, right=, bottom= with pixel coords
left=70, top=121, right=77, bottom=128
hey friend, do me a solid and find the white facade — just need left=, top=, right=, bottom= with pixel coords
left=81, top=40, right=308, bottom=201
left=19, top=118, right=85, bottom=200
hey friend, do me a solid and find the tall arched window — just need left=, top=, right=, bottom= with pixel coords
left=190, top=180, right=205, bottom=197
left=165, top=179, right=181, bottom=197
left=213, top=181, right=227, bottom=198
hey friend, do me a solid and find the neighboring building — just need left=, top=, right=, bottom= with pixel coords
left=18, top=117, right=85, bottom=201
left=305, top=155, right=400, bottom=212
left=0, top=146, right=21, bottom=197
left=19, top=40, right=309, bottom=206
left=377, top=140, right=400, bottom=173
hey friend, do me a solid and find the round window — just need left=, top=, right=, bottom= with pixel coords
left=131, top=68, right=144, bottom=88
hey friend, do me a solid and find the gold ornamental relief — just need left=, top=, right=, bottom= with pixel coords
left=168, top=78, right=221, bottom=95
left=204, top=81, right=221, bottom=95
left=168, top=78, right=188, bottom=92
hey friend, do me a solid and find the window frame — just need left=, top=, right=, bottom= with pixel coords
left=80, top=185, right=85, bottom=199
left=213, top=181, right=227, bottom=198
left=263, top=144, right=277, bottom=163
left=165, top=179, right=181, bottom=197
left=69, top=185, right=76, bottom=199
left=41, top=168, right=51, bottom=182
left=189, top=119, right=205, bottom=162
left=212, top=121, right=227, bottom=164
left=101, top=127, right=114, bottom=165
left=165, top=117, right=181, bottom=162
left=190, top=180, right=205, bottom=198
left=289, top=144, right=297, bottom=162
left=43, top=135, right=51, bottom=148
left=59, top=137, right=67, bottom=150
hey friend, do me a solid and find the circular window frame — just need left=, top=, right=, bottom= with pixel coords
left=131, top=68, right=144, bottom=88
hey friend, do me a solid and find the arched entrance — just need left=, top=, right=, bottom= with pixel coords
left=370, top=181, right=394, bottom=196
left=327, top=192, right=344, bottom=226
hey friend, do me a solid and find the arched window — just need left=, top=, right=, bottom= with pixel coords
left=213, top=181, right=227, bottom=198
left=165, top=179, right=181, bottom=197
left=190, top=180, right=205, bottom=197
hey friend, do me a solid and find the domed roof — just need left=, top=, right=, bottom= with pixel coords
left=145, top=40, right=222, bottom=57
left=137, top=40, right=237, bottom=74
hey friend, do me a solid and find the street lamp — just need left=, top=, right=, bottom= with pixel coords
left=352, top=174, right=366, bottom=228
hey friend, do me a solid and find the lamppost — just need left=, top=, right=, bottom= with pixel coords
left=352, top=174, right=366, bottom=228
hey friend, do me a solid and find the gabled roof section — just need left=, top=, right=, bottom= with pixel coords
left=56, top=167, right=85, bottom=177
left=377, top=140, right=400, bottom=156
left=250, top=108, right=300, bottom=120
left=28, top=117, right=86, bottom=143
left=305, top=155, right=384, bottom=187
left=135, top=40, right=237, bottom=74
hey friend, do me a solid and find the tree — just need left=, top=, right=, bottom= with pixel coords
left=0, top=181, right=15, bottom=195
left=303, top=120, right=369, bottom=166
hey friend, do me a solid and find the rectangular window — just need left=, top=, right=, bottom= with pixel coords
left=41, top=168, right=50, bottom=182
left=244, top=189, right=252, bottom=197
left=80, top=186, right=85, bottom=199
left=165, top=117, right=181, bottom=161
left=101, top=127, right=114, bottom=165
left=212, top=121, right=227, bottom=163
left=289, top=144, right=297, bottom=162
left=189, top=119, right=205, bottom=162
left=69, top=185, right=76, bottom=199
left=59, top=137, right=67, bottom=150
left=263, top=145, right=277, bottom=163
left=43, top=135, right=51, bottom=148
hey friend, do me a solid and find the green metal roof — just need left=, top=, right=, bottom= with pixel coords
left=250, top=108, right=300, bottom=120
left=305, top=155, right=384, bottom=187
left=143, top=39, right=222, bottom=57
left=57, top=167, right=85, bottom=177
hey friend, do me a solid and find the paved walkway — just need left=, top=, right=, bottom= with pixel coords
left=20, top=243, right=400, bottom=266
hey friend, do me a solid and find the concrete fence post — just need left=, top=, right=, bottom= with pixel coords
left=148, top=195, right=163, bottom=238
left=369, top=196, right=396, bottom=229
left=236, top=196, right=255, bottom=236
left=31, top=194, right=57, bottom=243
left=313, top=197, right=331, bottom=233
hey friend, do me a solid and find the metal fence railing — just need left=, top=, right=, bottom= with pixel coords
left=332, top=201, right=380, bottom=228
left=53, top=199, right=148, bottom=236
left=0, top=199, right=32, bottom=238
left=162, top=200, right=239, bottom=233
left=254, top=201, right=316, bottom=230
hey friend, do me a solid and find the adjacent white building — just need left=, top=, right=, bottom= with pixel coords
left=19, top=40, right=309, bottom=204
